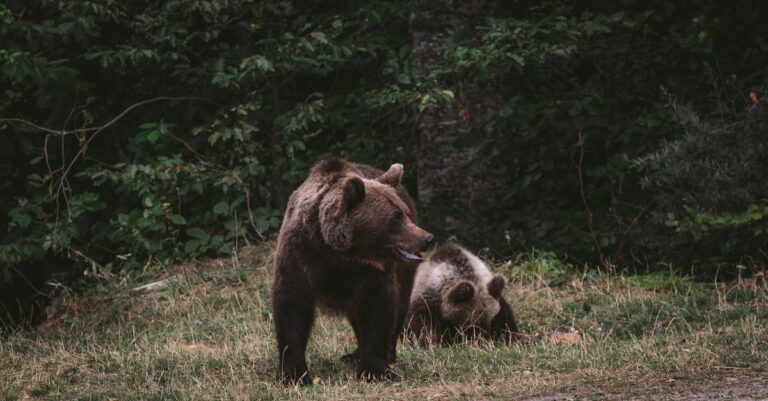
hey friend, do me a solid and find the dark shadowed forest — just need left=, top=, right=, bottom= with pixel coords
left=1, top=0, right=767, bottom=328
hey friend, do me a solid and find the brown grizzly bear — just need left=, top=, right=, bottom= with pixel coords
left=272, top=158, right=433, bottom=384
left=405, top=243, right=519, bottom=345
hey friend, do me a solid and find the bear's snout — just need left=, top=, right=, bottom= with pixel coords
left=392, top=221, right=433, bottom=262
left=406, top=222, right=433, bottom=250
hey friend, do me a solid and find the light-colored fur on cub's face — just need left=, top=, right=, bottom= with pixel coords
left=411, top=245, right=505, bottom=327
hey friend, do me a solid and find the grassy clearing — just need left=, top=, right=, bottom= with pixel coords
left=1, top=244, right=767, bottom=400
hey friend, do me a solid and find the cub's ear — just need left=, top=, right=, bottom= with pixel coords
left=447, top=281, right=475, bottom=304
left=487, top=274, right=506, bottom=298
left=376, top=163, right=403, bottom=187
left=319, top=176, right=365, bottom=251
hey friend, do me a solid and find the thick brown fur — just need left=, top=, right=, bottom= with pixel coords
left=272, top=158, right=433, bottom=385
left=405, top=243, right=519, bottom=346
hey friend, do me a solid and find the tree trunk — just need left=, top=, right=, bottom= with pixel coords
left=410, top=1, right=508, bottom=235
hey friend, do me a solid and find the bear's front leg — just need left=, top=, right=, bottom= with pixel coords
left=490, top=298, right=520, bottom=344
left=388, top=271, right=415, bottom=363
left=348, top=274, right=398, bottom=381
left=273, top=282, right=315, bottom=385
left=404, top=301, right=447, bottom=346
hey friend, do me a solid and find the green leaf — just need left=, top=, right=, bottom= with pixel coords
left=210, top=235, right=224, bottom=248
left=310, top=31, right=328, bottom=44
left=184, top=240, right=200, bottom=253
left=82, top=110, right=94, bottom=124
left=145, top=130, right=161, bottom=143
left=15, top=214, right=31, bottom=228
left=169, top=215, right=187, bottom=225
left=213, top=202, right=229, bottom=215
left=256, top=218, right=269, bottom=233
left=187, top=227, right=210, bottom=242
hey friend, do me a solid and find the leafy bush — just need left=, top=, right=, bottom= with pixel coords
left=0, top=0, right=430, bottom=276
left=415, top=1, right=768, bottom=267
left=634, top=100, right=768, bottom=263
left=1, top=0, right=767, bottom=288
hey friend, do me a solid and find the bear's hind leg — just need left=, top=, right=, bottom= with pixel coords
left=344, top=287, right=402, bottom=365
left=339, top=320, right=361, bottom=364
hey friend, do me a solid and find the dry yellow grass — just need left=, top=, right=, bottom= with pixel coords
left=1, top=244, right=766, bottom=400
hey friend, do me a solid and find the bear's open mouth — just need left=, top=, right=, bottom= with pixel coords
left=395, top=245, right=422, bottom=262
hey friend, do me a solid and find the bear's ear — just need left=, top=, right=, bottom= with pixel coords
left=341, top=176, right=365, bottom=209
left=487, top=274, right=506, bottom=298
left=376, top=163, right=403, bottom=187
left=447, top=281, right=475, bottom=304
left=319, top=176, right=365, bottom=251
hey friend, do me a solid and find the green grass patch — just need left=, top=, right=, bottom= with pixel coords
left=1, top=243, right=766, bottom=400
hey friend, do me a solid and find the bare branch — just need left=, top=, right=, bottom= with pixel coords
left=69, top=246, right=116, bottom=280
left=614, top=199, right=655, bottom=258
left=45, top=97, right=202, bottom=207
left=0, top=96, right=204, bottom=136
left=573, top=131, right=604, bottom=262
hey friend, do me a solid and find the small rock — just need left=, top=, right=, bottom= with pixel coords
left=133, top=275, right=179, bottom=292
left=551, top=328, right=580, bottom=346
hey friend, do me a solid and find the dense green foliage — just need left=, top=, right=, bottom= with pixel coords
left=1, top=0, right=427, bottom=275
left=426, top=2, right=768, bottom=265
left=1, top=0, right=767, bottom=288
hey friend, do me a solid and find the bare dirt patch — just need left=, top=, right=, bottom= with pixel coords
left=511, top=372, right=768, bottom=401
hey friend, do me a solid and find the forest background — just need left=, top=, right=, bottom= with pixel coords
left=1, top=0, right=767, bottom=328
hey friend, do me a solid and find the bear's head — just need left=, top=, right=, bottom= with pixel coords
left=317, top=163, right=433, bottom=266
left=440, top=274, right=506, bottom=330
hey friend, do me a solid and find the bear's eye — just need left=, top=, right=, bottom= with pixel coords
left=393, top=211, right=403, bottom=222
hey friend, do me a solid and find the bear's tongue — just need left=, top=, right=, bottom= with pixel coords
left=397, top=246, right=422, bottom=261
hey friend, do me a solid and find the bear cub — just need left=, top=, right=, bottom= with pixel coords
left=405, top=243, right=519, bottom=345
left=272, top=158, right=433, bottom=384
